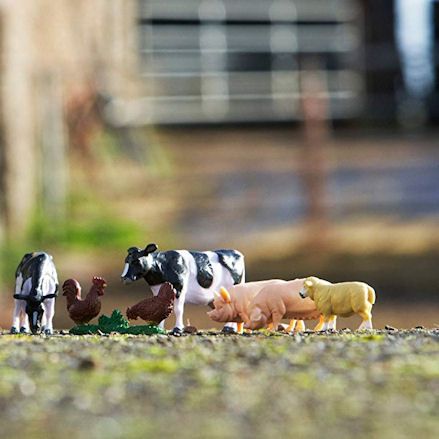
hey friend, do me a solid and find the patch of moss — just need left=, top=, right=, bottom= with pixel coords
left=69, top=309, right=166, bottom=335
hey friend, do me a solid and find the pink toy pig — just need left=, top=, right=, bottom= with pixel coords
left=207, top=280, right=285, bottom=333
left=244, top=278, right=322, bottom=331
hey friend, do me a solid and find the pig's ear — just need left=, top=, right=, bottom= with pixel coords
left=250, top=307, right=262, bottom=321
left=219, top=287, right=231, bottom=304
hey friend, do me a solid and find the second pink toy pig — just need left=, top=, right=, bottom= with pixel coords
left=244, top=278, right=323, bottom=331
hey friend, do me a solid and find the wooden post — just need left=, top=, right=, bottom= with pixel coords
left=299, top=61, right=331, bottom=249
left=38, top=72, right=67, bottom=221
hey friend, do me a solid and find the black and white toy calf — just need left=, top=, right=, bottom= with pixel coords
left=121, top=243, right=245, bottom=335
left=11, top=252, right=59, bottom=335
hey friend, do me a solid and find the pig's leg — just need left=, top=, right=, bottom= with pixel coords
left=270, top=311, right=283, bottom=332
left=285, top=320, right=296, bottom=333
left=314, top=315, right=325, bottom=331
left=236, top=322, right=244, bottom=334
left=294, top=320, right=306, bottom=333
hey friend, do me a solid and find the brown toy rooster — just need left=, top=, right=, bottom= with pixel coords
left=62, top=276, right=106, bottom=325
left=126, top=282, right=175, bottom=325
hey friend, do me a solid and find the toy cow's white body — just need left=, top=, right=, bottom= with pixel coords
left=149, top=251, right=243, bottom=329
left=12, top=252, right=58, bottom=335
left=121, top=244, right=245, bottom=334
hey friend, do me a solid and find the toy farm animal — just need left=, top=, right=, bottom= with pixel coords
left=244, top=278, right=321, bottom=331
left=62, top=277, right=106, bottom=325
left=126, top=282, right=175, bottom=325
left=207, top=280, right=285, bottom=333
left=11, top=252, right=59, bottom=335
left=121, top=243, right=245, bottom=335
left=299, top=276, right=376, bottom=330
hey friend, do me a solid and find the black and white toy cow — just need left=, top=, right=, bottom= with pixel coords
left=11, top=252, right=59, bottom=335
left=121, top=243, right=245, bottom=334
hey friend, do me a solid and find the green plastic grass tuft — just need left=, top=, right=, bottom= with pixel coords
left=69, top=309, right=166, bottom=335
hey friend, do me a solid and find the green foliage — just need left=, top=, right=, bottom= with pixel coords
left=98, top=309, right=130, bottom=332
left=69, top=309, right=166, bottom=335
left=29, top=210, right=141, bottom=251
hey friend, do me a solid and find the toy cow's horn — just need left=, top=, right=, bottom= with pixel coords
left=219, top=287, right=231, bottom=304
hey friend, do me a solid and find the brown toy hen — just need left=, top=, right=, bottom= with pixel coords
left=62, top=276, right=106, bottom=325
left=126, top=282, right=175, bottom=325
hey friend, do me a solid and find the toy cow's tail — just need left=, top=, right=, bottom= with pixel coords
left=367, top=287, right=376, bottom=305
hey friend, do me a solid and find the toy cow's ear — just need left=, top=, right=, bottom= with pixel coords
left=144, top=243, right=158, bottom=254
left=219, top=287, right=232, bottom=304
left=305, top=280, right=313, bottom=287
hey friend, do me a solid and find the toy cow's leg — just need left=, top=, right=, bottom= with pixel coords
left=42, top=299, right=55, bottom=335
left=41, top=313, right=47, bottom=331
left=171, top=289, right=186, bottom=335
left=11, top=300, right=23, bottom=333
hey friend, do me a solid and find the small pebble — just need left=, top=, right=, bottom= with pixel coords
left=385, top=325, right=396, bottom=331
left=183, top=325, right=198, bottom=334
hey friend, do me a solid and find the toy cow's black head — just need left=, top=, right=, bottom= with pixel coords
left=13, top=292, right=56, bottom=334
left=121, top=243, right=158, bottom=284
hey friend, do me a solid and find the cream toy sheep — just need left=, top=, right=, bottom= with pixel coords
left=299, top=276, right=376, bottom=330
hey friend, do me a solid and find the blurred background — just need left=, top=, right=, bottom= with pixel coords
left=0, top=0, right=438, bottom=329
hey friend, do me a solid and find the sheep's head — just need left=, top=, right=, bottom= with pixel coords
left=299, top=276, right=319, bottom=300
left=244, top=307, right=267, bottom=330
left=207, top=287, right=234, bottom=322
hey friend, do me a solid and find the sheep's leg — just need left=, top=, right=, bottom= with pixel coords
left=327, top=316, right=337, bottom=330
left=285, top=319, right=296, bottom=333
left=321, top=315, right=333, bottom=331
left=294, top=320, right=306, bottom=333
left=358, top=310, right=373, bottom=330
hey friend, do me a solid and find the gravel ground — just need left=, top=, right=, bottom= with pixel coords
left=0, top=329, right=438, bottom=439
